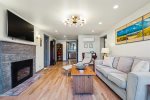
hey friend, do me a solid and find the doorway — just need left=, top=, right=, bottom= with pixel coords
left=44, top=35, right=49, bottom=67
left=66, top=41, right=77, bottom=61
left=50, top=39, right=56, bottom=65
left=100, top=35, right=107, bottom=59
left=57, top=43, right=63, bottom=61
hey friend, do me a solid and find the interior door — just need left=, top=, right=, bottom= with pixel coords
left=44, top=35, right=49, bottom=67
left=50, top=40, right=56, bottom=65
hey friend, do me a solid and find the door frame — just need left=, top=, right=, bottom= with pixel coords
left=66, top=41, right=78, bottom=61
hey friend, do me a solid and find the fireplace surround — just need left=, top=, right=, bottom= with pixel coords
left=0, top=41, right=36, bottom=94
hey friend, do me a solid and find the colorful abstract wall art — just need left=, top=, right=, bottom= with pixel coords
left=126, top=17, right=143, bottom=43
left=116, top=12, right=150, bottom=44
left=143, top=13, right=150, bottom=40
left=116, top=25, right=127, bottom=45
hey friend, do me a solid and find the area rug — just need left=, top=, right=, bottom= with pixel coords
left=1, top=74, right=41, bottom=96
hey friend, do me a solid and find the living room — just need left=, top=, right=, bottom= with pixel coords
left=0, top=0, right=150, bottom=100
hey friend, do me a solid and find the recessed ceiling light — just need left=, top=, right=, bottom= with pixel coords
left=99, top=22, right=103, bottom=25
left=55, top=30, right=58, bottom=33
left=92, top=30, right=95, bottom=33
left=113, top=5, right=119, bottom=9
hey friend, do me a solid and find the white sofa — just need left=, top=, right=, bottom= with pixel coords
left=95, top=56, right=150, bottom=100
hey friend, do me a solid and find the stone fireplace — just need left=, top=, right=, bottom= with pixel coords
left=0, top=41, right=36, bottom=94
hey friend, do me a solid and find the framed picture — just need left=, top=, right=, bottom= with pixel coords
left=143, top=12, right=150, bottom=40
left=116, top=12, right=150, bottom=45
left=116, top=17, right=144, bottom=44
left=84, top=43, right=88, bottom=48
left=89, top=43, right=93, bottom=48
left=126, top=17, right=143, bottom=43
left=116, top=25, right=127, bottom=44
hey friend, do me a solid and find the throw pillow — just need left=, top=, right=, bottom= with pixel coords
left=102, top=57, right=114, bottom=67
left=132, top=61, right=149, bottom=72
left=117, top=57, right=134, bottom=73
left=113, top=57, right=120, bottom=69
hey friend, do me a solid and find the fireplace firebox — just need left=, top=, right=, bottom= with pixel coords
left=11, top=59, right=33, bottom=88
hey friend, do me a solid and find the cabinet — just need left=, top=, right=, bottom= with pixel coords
left=57, top=43, right=63, bottom=61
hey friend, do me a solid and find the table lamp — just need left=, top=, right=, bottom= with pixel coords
left=101, top=48, right=109, bottom=59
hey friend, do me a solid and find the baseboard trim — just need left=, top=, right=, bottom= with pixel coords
left=36, top=68, right=44, bottom=73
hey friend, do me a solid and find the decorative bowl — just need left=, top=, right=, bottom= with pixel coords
left=76, top=62, right=86, bottom=70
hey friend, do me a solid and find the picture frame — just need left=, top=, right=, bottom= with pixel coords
left=84, top=43, right=88, bottom=48
left=115, top=14, right=149, bottom=44
left=89, top=43, right=93, bottom=48
left=126, top=17, right=143, bottom=43
left=115, top=25, right=127, bottom=45
left=143, top=12, right=150, bottom=40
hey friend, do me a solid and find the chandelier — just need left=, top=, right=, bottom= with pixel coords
left=64, top=16, right=85, bottom=27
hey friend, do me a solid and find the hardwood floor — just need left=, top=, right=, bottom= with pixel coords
left=0, top=61, right=121, bottom=100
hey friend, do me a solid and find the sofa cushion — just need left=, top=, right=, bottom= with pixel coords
left=102, top=57, right=114, bottom=67
left=132, top=58, right=150, bottom=71
left=117, top=57, right=134, bottom=73
left=113, top=57, right=120, bottom=69
left=96, top=66, right=123, bottom=77
left=132, top=61, right=149, bottom=72
left=108, top=73, right=127, bottom=89
left=96, top=64, right=106, bottom=69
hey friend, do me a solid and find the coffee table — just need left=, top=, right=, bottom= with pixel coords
left=71, top=66, right=96, bottom=94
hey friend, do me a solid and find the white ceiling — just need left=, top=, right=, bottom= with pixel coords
left=0, top=0, right=149, bottom=40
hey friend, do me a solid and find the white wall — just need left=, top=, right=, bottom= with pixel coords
left=0, top=4, right=7, bottom=38
left=35, top=28, right=44, bottom=72
left=78, top=35, right=100, bottom=61
left=0, top=4, right=55, bottom=72
left=101, top=3, right=150, bottom=58
left=35, top=30, right=55, bottom=72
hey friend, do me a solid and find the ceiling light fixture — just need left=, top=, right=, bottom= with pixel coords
left=99, top=22, right=103, bottom=25
left=92, top=30, right=95, bottom=33
left=113, top=5, right=119, bottom=9
left=55, top=30, right=58, bottom=33
left=64, top=15, right=85, bottom=27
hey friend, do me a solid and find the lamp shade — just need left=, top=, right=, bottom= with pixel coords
left=101, top=48, right=109, bottom=54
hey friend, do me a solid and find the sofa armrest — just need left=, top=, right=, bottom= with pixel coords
left=94, top=60, right=103, bottom=72
left=95, top=60, right=103, bottom=66
left=127, top=72, right=150, bottom=100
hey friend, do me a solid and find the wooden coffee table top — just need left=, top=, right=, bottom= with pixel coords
left=71, top=66, right=96, bottom=76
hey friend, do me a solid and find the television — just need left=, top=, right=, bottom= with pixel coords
left=7, top=10, right=34, bottom=42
